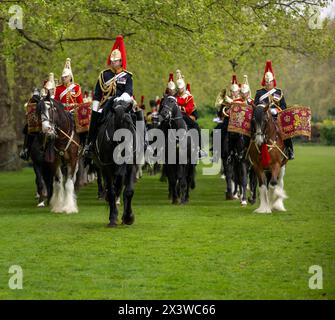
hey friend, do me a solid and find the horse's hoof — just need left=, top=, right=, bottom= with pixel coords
left=122, top=214, right=135, bottom=225
left=172, top=199, right=179, bottom=205
left=254, top=208, right=272, bottom=214
left=107, top=221, right=118, bottom=228
left=241, top=200, right=247, bottom=207
left=226, top=193, right=234, bottom=200
left=248, top=197, right=256, bottom=205
left=37, top=201, right=45, bottom=208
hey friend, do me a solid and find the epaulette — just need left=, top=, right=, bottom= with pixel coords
left=123, top=69, right=133, bottom=76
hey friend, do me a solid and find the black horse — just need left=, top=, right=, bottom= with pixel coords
left=93, top=100, right=137, bottom=227
left=215, top=109, right=257, bottom=206
left=158, top=96, right=196, bottom=204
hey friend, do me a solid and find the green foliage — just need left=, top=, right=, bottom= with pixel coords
left=0, top=146, right=334, bottom=299
left=320, top=120, right=335, bottom=145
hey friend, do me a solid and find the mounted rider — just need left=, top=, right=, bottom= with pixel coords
left=175, top=69, right=207, bottom=159
left=254, top=60, right=294, bottom=160
left=84, top=35, right=141, bottom=157
left=19, top=73, right=55, bottom=161
left=54, top=58, right=83, bottom=111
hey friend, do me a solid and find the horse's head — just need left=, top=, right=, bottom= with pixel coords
left=252, top=103, right=270, bottom=146
left=112, top=100, right=133, bottom=130
left=159, top=96, right=178, bottom=125
left=37, top=98, right=57, bottom=138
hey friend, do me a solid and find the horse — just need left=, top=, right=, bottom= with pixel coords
left=93, top=100, right=137, bottom=227
left=37, top=96, right=80, bottom=214
left=215, top=105, right=257, bottom=206
left=227, top=133, right=257, bottom=206
left=247, top=103, right=288, bottom=213
left=158, top=96, right=196, bottom=204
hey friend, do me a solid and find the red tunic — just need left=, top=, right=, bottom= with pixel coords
left=176, top=92, right=195, bottom=116
left=54, top=83, right=83, bottom=111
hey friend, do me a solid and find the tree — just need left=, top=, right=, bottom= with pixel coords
left=0, top=0, right=334, bottom=170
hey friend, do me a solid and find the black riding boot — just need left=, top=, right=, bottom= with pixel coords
left=284, top=138, right=294, bottom=160
left=84, top=111, right=102, bottom=158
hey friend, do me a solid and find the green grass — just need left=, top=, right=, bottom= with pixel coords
left=0, top=146, right=334, bottom=299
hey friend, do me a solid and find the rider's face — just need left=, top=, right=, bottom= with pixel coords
left=178, top=87, right=185, bottom=95
left=62, top=75, right=71, bottom=85
left=265, top=80, right=274, bottom=90
left=241, top=92, right=249, bottom=100
left=231, top=90, right=240, bottom=98
left=111, top=59, right=122, bottom=70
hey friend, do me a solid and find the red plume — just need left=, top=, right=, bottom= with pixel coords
left=141, top=95, right=144, bottom=105
left=168, top=73, right=174, bottom=82
left=231, top=74, right=238, bottom=84
left=186, top=83, right=191, bottom=93
left=107, top=35, right=127, bottom=69
left=261, top=60, right=276, bottom=87
left=156, top=99, right=161, bottom=106
left=260, top=143, right=271, bottom=167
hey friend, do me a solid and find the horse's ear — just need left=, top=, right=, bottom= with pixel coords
left=263, top=104, right=270, bottom=112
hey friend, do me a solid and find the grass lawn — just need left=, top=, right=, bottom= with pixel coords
left=0, top=145, right=334, bottom=299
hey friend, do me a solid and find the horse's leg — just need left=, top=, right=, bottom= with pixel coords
left=105, top=172, right=118, bottom=227
left=224, top=158, right=234, bottom=200
left=270, top=163, right=287, bottom=212
left=240, top=161, right=248, bottom=207
left=122, top=165, right=136, bottom=225
left=96, top=168, right=105, bottom=200
left=34, top=163, right=46, bottom=207
left=114, top=175, right=123, bottom=205
left=254, top=166, right=271, bottom=213
left=248, top=166, right=257, bottom=205
left=179, top=165, right=188, bottom=205
left=167, top=165, right=178, bottom=204
left=50, top=161, right=65, bottom=213
left=62, top=155, right=79, bottom=214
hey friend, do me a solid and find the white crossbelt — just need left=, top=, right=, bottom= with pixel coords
left=59, top=84, right=76, bottom=100
left=259, top=88, right=276, bottom=102
left=105, top=71, right=127, bottom=87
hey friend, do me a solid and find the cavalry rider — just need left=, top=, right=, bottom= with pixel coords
left=84, top=35, right=137, bottom=157
left=175, top=69, right=207, bottom=159
left=54, top=58, right=83, bottom=110
left=254, top=60, right=294, bottom=160
left=19, top=73, right=55, bottom=161
left=240, top=75, right=254, bottom=106
left=225, top=74, right=243, bottom=103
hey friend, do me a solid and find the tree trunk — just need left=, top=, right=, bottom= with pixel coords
left=0, top=21, right=20, bottom=171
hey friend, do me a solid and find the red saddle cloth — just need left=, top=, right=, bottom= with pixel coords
left=278, top=106, right=312, bottom=140
left=73, top=102, right=92, bottom=133
left=26, top=103, right=41, bottom=133
left=227, top=103, right=253, bottom=137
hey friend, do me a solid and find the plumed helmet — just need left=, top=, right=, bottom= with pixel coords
left=262, top=60, right=276, bottom=86
left=61, top=58, right=73, bottom=81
